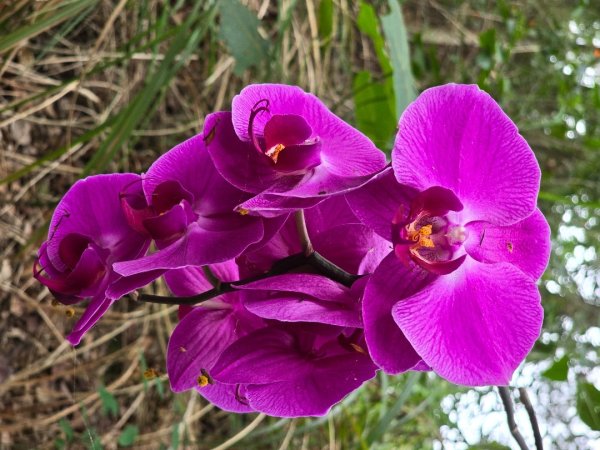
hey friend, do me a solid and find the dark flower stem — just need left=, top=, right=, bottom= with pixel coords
left=140, top=210, right=360, bottom=306
left=519, top=388, right=544, bottom=450
left=498, top=386, right=530, bottom=450
left=294, top=209, right=314, bottom=255
left=138, top=251, right=360, bottom=306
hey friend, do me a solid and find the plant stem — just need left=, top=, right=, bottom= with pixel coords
left=498, top=386, right=529, bottom=450
left=294, top=209, right=313, bottom=255
left=138, top=251, right=360, bottom=306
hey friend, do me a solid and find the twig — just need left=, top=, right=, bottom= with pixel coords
left=202, top=265, right=221, bottom=289
left=294, top=209, right=314, bottom=255
left=139, top=250, right=361, bottom=306
left=306, top=251, right=358, bottom=287
left=519, top=388, right=544, bottom=450
left=139, top=253, right=308, bottom=305
left=498, top=386, right=529, bottom=450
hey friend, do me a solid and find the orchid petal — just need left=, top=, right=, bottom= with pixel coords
left=464, top=209, right=551, bottom=280
left=362, top=253, right=432, bottom=374
left=392, top=259, right=543, bottom=386
left=393, top=84, right=540, bottom=225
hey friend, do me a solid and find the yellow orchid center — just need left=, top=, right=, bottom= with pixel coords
left=408, top=224, right=435, bottom=249
left=265, top=143, right=286, bottom=163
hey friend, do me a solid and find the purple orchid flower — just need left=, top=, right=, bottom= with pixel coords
left=347, top=84, right=551, bottom=386
left=112, top=133, right=277, bottom=282
left=210, top=323, right=377, bottom=417
left=165, top=261, right=263, bottom=413
left=166, top=195, right=383, bottom=415
left=34, top=174, right=151, bottom=345
left=204, top=84, right=387, bottom=216
left=165, top=263, right=377, bottom=417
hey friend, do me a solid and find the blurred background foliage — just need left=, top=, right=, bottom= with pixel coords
left=0, top=0, right=599, bottom=448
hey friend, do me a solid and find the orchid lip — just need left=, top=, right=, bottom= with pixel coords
left=392, top=186, right=467, bottom=275
left=247, top=99, right=322, bottom=171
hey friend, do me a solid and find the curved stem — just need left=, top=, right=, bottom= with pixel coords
left=294, top=209, right=313, bottom=255
left=307, top=252, right=359, bottom=287
left=498, top=386, right=529, bottom=450
left=138, top=249, right=361, bottom=306
left=519, top=388, right=543, bottom=450
left=202, top=265, right=221, bottom=289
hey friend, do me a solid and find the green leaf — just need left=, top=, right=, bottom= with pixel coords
left=98, top=385, right=119, bottom=418
left=59, top=418, right=74, bottom=442
left=357, top=1, right=392, bottom=73
left=479, top=28, right=497, bottom=54
left=352, top=71, right=396, bottom=151
left=576, top=382, right=600, bottom=431
left=171, top=423, right=181, bottom=450
left=542, top=355, right=569, bottom=381
left=318, top=0, right=334, bottom=44
left=366, top=372, right=420, bottom=445
left=381, top=0, right=416, bottom=118
left=218, top=0, right=270, bottom=75
left=118, top=425, right=139, bottom=447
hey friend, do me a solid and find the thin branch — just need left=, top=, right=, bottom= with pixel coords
left=139, top=253, right=308, bottom=305
left=519, top=388, right=544, bottom=450
left=202, top=265, right=221, bottom=288
left=498, top=386, right=529, bottom=450
left=138, top=250, right=361, bottom=306
left=294, top=209, right=313, bottom=255
left=307, top=251, right=359, bottom=287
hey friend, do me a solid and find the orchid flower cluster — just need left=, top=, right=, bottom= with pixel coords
left=34, top=83, right=551, bottom=418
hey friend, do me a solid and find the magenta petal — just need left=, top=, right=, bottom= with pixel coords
left=362, top=253, right=433, bottom=374
left=195, top=384, right=255, bottom=414
left=274, top=141, right=322, bottom=173
left=312, top=223, right=391, bottom=275
left=245, top=353, right=377, bottom=417
left=46, top=173, right=148, bottom=270
left=234, top=83, right=385, bottom=177
left=239, top=274, right=361, bottom=327
left=238, top=193, right=324, bottom=217
left=167, top=308, right=238, bottom=392
left=144, top=131, right=251, bottom=215
left=304, top=195, right=360, bottom=235
left=392, top=260, right=543, bottom=386
left=205, top=111, right=278, bottom=194
left=263, top=169, right=382, bottom=199
left=238, top=274, right=351, bottom=301
left=409, top=186, right=463, bottom=218
left=345, top=168, right=417, bottom=241
left=106, top=270, right=166, bottom=300
left=232, top=84, right=307, bottom=142
left=113, top=220, right=263, bottom=275
left=464, top=209, right=551, bottom=280
left=164, top=266, right=214, bottom=297
left=244, top=293, right=361, bottom=327
left=36, top=245, right=106, bottom=297
left=149, top=180, right=193, bottom=214
left=393, top=84, right=540, bottom=225
left=66, top=294, right=114, bottom=345
left=212, top=328, right=314, bottom=384
left=142, top=203, right=190, bottom=242
left=264, top=114, right=312, bottom=149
